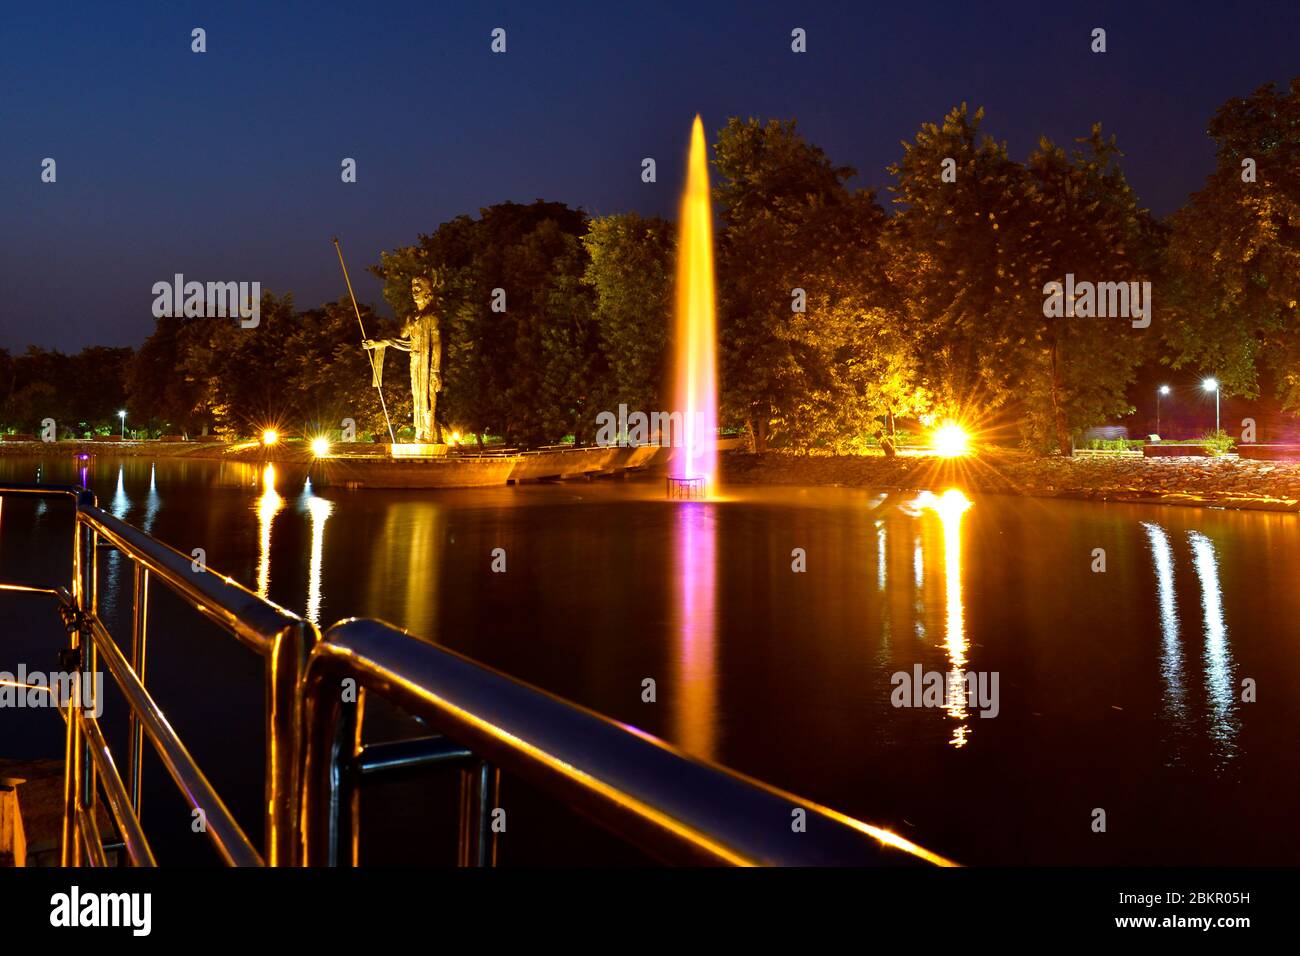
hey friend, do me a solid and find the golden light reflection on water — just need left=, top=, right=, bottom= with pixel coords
left=255, top=464, right=283, bottom=598
left=366, top=502, right=442, bottom=638
left=875, top=522, right=886, bottom=592
left=913, top=489, right=972, bottom=748
left=303, top=484, right=332, bottom=625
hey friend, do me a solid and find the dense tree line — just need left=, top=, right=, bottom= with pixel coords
left=7, top=80, right=1297, bottom=453
left=0, top=346, right=131, bottom=437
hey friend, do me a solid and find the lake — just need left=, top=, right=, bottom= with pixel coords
left=1, top=454, right=1297, bottom=865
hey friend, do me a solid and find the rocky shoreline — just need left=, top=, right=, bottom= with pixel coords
left=721, top=449, right=1300, bottom=513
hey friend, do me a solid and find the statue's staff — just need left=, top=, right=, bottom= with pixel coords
left=332, top=236, right=397, bottom=444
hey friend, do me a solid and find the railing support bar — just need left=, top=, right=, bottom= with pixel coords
left=128, top=563, right=149, bottom=814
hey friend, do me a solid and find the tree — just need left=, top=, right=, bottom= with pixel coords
left=1014, top=128, right=1158, bottom=453
left=889, top=106, right=1157, bottom=453
left=1162, top=79, right=1300, bottom=408
left=714, top=117, right=913, bottom=451
left=1, top=346, right=132, bottom=435
left=128, top=316, right=208, bottom=435
left=373, top=201, right=590, bottom=445
left=582, top=213, right=675, bottom=416
left=182, top=291, right=300, bottom=436
left=284, top=299, right=399, bottom=440
left=886, top=105, right=1028, bottom=427
left=69, top=346, right=133, bottom=431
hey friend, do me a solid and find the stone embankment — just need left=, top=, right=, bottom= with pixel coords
left=722, top=450, right=1300, bottom=512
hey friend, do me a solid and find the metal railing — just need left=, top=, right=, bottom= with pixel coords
left=301, top=618, right=954, bottom=866
left=0, top=483, right=310, bottom=867
left=0, top=482, right=955, bottom=867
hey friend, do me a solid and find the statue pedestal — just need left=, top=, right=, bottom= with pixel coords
left=390, top=443, right=449, bottom=459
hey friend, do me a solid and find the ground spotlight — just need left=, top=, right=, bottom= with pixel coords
left=931, top=422, right=971, bottom=458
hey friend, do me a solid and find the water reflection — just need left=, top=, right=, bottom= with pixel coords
left=365, top=502, right=443, bottom=638
left=905, top=490, right=973, bottom=747
left=110, top=465, right=129, bottom=518
left=4, top=455, right=1295, bottom=864
left=100, top=465, right=131, bottom=618
left=1141, top=522, right=1238, bottom=769
left=875, top=522, right=886, bottom=592
left=671, top=503, right=717, bottom=760
left=301, top=481, right=332, bottom=625
left=1188, top=530, right=1238, bottom=764
left=255, top=464, right=283, bottom=598
left=1142, top=522, right=1186, bottom=726
left=142, top=463, right=160, bottom=534
left=928, top=491, right=972, bottom=747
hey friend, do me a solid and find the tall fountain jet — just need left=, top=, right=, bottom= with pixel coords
left=671, top=115, right=719, bottom=493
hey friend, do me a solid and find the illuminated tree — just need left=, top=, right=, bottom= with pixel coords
left=1162, top=79, right=1300, bottom=407
left=714, top=117, right=915, bottom=451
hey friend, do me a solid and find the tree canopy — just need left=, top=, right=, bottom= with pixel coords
left=20, top=81, right=1297, bottom=456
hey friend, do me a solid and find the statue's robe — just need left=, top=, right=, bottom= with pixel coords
left=367, top=311, right=443, bottom=442
left=407, top=312, right=442, bottom=442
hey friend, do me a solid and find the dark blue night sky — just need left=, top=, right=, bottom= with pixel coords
left=2, top=0, right=1296, bottom=350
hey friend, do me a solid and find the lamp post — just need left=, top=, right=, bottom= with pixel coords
left=1157, top=385, right=1170, bottom=436
left=118, top=409, right=126, bottom=439
left=1202, top=378, right=1219, bottom=435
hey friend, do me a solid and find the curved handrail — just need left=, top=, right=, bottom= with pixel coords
left=302, top=617, right=956, bottom=867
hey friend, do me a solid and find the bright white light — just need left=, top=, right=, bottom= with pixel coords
left=1202, top=378, right=1218, bottom=392
left=310, top=437, right=330, bottom=457
left=117, top=410, right=126, bottom=418
left=931, top=423, right=970, bottom=458
left=1159, top=385, right=1170, bottom=395
left=262, top=429, right=279, bottom=446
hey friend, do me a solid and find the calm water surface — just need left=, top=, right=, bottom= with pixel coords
left=2, top=454, right=1298, bottom=865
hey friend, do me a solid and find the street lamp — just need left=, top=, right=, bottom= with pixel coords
left=118, top=409, right=126, bottom=439
left=1157, top=385, right=1170, bottom=435
left=1202, top=378, right=1219, bottom=434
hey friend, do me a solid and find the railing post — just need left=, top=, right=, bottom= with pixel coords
left=128, top=562, right=149, bottom=813
left=346, top=689, right=365, bottom=867
left=59, top=643, right=80, bottom=867
left=300, top=659, right=357, bottom=866
left=82, top=525, right=98, bottom=830
left=266, top=621, right=312, bottom=866
left=61, top=512, right=94, bottom=866
left=476, top=762, right=500, bottom=866
left=458, top=760, right=500, bottom=867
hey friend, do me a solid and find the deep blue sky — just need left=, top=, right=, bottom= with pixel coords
left=2, top=0, right=1296, bottom=351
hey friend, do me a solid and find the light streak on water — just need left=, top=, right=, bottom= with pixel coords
left=304, top=492, right=332, bottom=624
left=256, top=464, right=282, bottom=598
left=1188, top=530, right=1237, bottom=763
left=672, top=503, right=717, bottom=760
left=1141, top=521, right=1186, bottom=725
